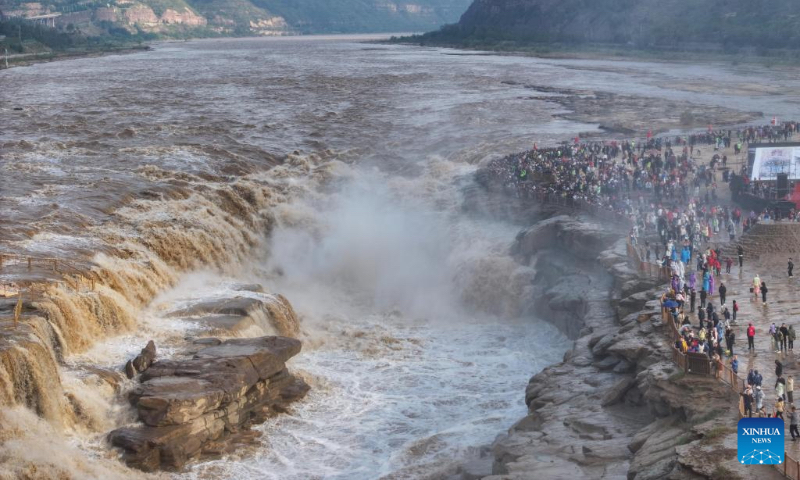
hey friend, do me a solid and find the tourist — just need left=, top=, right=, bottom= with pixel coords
left=700, top=289, right=707, bottom=309
left=777, top=397, right=786, bottom=420
left=753, top=274, right=761, bottom=301
left=761, top=281, right=768, bottom=304
left=754, top=370, right=763, bottom=387
left=747, top=323, right=755, bottom=352
left=791, top=325, right=797, bottom=351
left=731, top=354, right=738, bottom=374
left=725, top=327, right=735, bottom=356
left=755, top=386, right=765, bottom=412
left=732, top=300, right=738, bottom=322
left=725, top=257, right=733, bottom=274
left=790, top=258, right=795, bottom=278
left=690, top=289, right=696, bottom=313
left=738, top=245, right=744, bottom=268
left=718, top=282, right=726, bottom=305
left=711, top=351, right=722, bottom=378
left=776, top=359, right=784, bottom=378
left=781, top=324, right=790, bottom=352
left=789, top=375, right=795, bottom=404
left=743, top=386, right=754, bottom=417
left=770, top=323, right=778, bottom=352
left=791, top=406, right=799, bottom=441
left=748, top=368, right=756, bottom=386
left=777, top=376, right=787, bottom=402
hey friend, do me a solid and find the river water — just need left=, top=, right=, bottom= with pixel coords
left=2, top=35, right=800, bottom=479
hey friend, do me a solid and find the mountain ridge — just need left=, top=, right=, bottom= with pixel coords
left=413, top=0, right=800, bottom=55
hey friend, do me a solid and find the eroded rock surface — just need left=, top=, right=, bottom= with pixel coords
left=168, top=292, right=300, bottom=338
left=108, top=336, right=308, bottom=471
left=124, top=340, right=157, bottom=379
left=479, top=215, right=777, bottom=480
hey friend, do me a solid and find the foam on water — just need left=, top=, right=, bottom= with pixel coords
left=176, top=160, right=570, bottom=479
left=185, top=314, right=568, bottom=480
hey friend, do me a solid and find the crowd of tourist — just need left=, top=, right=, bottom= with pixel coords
left=489, top=118, right=800, bottom=441
left=488, top=121, right=800, bottom=222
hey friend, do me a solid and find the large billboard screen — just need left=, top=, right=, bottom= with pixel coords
left=749, top=145, right=800, bottom=181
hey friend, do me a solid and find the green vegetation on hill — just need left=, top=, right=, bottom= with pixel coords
left=139, top=0, right=195, bottom=17
left=0, top=0, right=473, bottom=37
left=190, top=0, right=273, bottom=34
left=0, top=17, right=154, bottom=54
left=408, top=0, right=800, bottom=56
left=255, top=0, right=471, bottom=33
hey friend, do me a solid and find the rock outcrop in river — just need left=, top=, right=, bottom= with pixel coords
left=109, top=336, right=309, bottom=471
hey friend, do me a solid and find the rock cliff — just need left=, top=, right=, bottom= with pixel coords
left=472, top=214, right=776, bottom=479
left=19, top=0, right=473, bottom=37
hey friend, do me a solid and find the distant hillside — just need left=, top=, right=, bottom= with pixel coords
left=413, top=0, right=800, bottom=54
left=0, top=0, right=472, bottom=38
left=255, top=0, right=471, bottom=34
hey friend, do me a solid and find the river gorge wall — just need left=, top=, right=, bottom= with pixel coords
left=465, top=160, right=762, bottom=479
left=466, top=210, right=764, bottom=479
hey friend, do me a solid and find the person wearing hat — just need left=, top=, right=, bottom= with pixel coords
left=755, top=385, right=765, bottom=412
left=790, top=258, right=794, bottom=278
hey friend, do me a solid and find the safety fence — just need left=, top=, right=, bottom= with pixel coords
left=659, top=306, right=799, bottom=478
left=626, top=242, right=673, bottom=281
left=525, top=190, right=633, bottom=228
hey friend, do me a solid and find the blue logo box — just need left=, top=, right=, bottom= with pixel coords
left=738, top=417, right=785, bottom=465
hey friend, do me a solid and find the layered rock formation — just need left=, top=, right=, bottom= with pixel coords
left=37, top=0, right=472, bottom=38
left=476, top=214, right=775, bottom=479
left=109, top=336, right=309, bottom=471
left=167, top=291, right=300, bottom=338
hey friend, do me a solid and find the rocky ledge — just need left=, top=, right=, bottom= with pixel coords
left=480, top=215, right=772, bottom=480
left=108, top=336, right=309, bottom=471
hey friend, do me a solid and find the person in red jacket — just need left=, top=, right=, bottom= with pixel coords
left=747, top=323, right=756, bottom=352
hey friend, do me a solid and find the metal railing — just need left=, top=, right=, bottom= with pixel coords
left=657, top=304, right=799, bottom=478
left=523, top=189, right=633, bottom=228
left=627, top=242, right=672, bottom=281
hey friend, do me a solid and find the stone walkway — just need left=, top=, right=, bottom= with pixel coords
left=678, top=133, right=800, bottom=457
left=650, top=135, right=800, bottom=458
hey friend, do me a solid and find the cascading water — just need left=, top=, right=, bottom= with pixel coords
left=176, top=161, right=572, bottom=479
left=3, top=34, right=793, bottom=479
